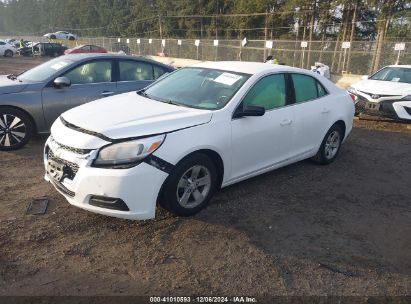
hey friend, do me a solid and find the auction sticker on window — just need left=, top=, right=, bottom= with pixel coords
left=50, top=61, right=69, bottom=70
left=214, top=73, right=242, bottom=86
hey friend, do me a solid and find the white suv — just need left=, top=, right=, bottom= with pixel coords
left=44, top=62, right=354, bottom=220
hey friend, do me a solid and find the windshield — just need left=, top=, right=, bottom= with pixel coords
left=18, top=57, right=74, bottom=82
left=143, top=67, right=250, bottom=110
left=370, top=67, right=411, bottom=84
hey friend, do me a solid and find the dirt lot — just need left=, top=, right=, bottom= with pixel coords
left=0, top=56, right=411, bottom=298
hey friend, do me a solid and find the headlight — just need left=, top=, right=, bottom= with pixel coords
left=93, top=134, right=165, bottom=168
left=347, top=86, right=357, bottom=94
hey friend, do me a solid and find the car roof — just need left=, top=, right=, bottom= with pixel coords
left=386, top=65, right=411, bottom=68
left=192, top=61, right=311, bottom=75
left=63, top=53, right=175, bottom=68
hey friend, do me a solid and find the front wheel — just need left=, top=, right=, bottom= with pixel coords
left=0, top=107, right=34, bottom=151
left=160, top=153, right=218, bottom=216
left=312, top=124, right=343, bottom=165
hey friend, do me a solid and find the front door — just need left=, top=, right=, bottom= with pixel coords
left=230, top=73, right=295, bottom=181
left=41, top=59, right=116, bottom=127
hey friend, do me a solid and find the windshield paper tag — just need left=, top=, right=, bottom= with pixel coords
left=214, top=73, right=242, bottom=86
left=391, top=77, right=400, bottom=82
left=50, top=62, right=69, bottom=70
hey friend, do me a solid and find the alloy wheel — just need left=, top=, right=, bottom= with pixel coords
left=176, top=165, right=211, bottom=208
left=324, top=130, right=340, bottom=160
left=0, top=114, right=27, bottom=148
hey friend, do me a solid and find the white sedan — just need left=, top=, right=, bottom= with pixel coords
left=44, top=31, right=77, bottom=41
left=44, top=62, right=354, bottom=220
left=0, top=40, right=17, bottom=57
left=348, top=65, right=411, bottom=121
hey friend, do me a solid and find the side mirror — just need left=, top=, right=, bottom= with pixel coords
left=234, top=105, right=265, bottom=118
left=361, top=75, right=369, bottom=80
left=54, top=77, right=71, bottom=88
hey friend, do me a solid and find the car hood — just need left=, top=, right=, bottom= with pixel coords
left=352, top=79, right=411, bottom=96
left=0, top=76, right=28, bottom=94
left=61, top=92, right=213, bottom=140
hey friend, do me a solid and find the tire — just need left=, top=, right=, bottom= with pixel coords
left=311, top=124, right=343, bottom=165
left=68, top=36, right=75, bottom=41
left=0, top=107, right=34, bottom=151
left=50, top=35, right=56, bottom=40
left=4, top=50, right=13, bottom=57
left=160, top=153, right=218, bottom=216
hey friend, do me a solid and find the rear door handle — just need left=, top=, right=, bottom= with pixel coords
left=322, top=108, right=330, bottom=114
left=280, top=119, right=293, bottom=126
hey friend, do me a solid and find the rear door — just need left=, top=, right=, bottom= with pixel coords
left=41, top=59, right=117, bottom=127
left=289, top=73, right=334, bottom=156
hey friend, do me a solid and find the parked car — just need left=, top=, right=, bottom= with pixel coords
left=0, top=40, right=17, bottom=57
left=0, top=54, right=174, bottom=150
left=111, top=42, right=130, bottom=54
left=19, top=42, right=68, bottom=57
left=348, top=65, right=411, bottom=121
left=64, top=45, right=107, bottom=55
left=44, top=31, right=77, bottom=41
left=44, top=61, right=355, bottom=220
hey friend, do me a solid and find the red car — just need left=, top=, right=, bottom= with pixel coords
left=64, top=44, right=107, bottom=55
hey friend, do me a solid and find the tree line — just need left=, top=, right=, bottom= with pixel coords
left=0, top=0, right=409, bottom=44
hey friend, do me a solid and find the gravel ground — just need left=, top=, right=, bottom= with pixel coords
left=0, top=55, right=410, bottom=298
left=0, top=128, right=410, bottom=297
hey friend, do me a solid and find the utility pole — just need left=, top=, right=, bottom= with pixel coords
left=264, top=9, right=268, bottom=60
left=158, top=14, right=163, bottom=39
left=346, top=1, right=358, bottom=73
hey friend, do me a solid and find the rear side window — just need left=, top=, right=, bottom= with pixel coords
left=119, top=61, right=154, bottom=81
left=291, top=73, right=328, bottom=103
left=153, top=65, right=168, bottom=79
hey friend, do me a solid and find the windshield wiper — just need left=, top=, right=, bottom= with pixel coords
left=137, top=89, right=152, bottom=99
left=7, top=74, right=18, bottom=81
left=162, top=99, right=190, bottom=108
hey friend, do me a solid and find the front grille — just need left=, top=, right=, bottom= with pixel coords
left=47, top=148, right=79, bottom=180
left=49, top=136, right=92, bottom=155
left=358, top=90, right=401, bottom=98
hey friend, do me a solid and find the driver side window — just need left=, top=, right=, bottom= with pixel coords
left=242, top=74, right=286, bottom=110
left=63, top=60, right=112, bottom=84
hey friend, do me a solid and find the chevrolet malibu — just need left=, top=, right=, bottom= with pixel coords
left=44, top=62, right=355, bottom=220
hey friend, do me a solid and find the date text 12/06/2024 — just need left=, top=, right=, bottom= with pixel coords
left=149, top=296, right=258, bottom=303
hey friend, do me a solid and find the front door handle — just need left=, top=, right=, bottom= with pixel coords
left=280, top=119, right=293, bottom=126
left=321, top=108, right=330, bottom=114
left=102, top=91, right=115, bottom=96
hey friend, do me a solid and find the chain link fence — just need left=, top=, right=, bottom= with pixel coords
left=3, top=35, right=410, bottom=75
